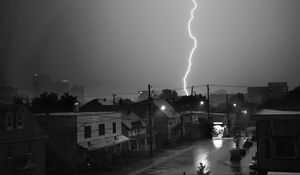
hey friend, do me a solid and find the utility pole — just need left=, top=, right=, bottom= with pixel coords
left=190, top=86, right=194, bottom=96
left=206, top=85, right=210, bottom=122
left=148, top=84, right=153, bottom=156
left=112, top=94, right=116, bottom=105
left=226, top=94, right=230, bottom=133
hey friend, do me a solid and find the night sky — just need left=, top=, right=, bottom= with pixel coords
left=1, top=0, right=300, bottom=97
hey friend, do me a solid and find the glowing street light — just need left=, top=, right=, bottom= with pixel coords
left=233, top=103, right=237, bottom=108
left=200, top=101, right=204, bottom=105
left=242, top=110, right=247, bottom=114
left=160, top=105, right=166, bottom=111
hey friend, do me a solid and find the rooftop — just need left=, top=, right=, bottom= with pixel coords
left=34, top=111, right=121, bottom=117
left=255, top=109, right=300, bottom=115
left=254, top=109, right=300, bottom=120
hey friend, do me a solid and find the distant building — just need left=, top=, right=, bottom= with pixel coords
left=247, top=87, right=268, bottom=104
left=267, top=82, right=288, bottom=100
left=137, top=90, right=149, bottom=102
left=0, top=85, right=17, bottom=104
left=247, top=82, right=289, bottom=104
left=121, top=110, right=156, bottom=155
left=33, top=74, right=52, bottom=97
left=51, top=80, right=69, bottom=96
left=35, top=112, right=129, bottom=172
left=159, top=89, right=178, bottom=100
left=254, top=109, right=300, bottom=173
left=137, top=90, right=159, bottom=102
left=0, top=104, right=47, bottom=175
left=70, top=85, right=84, bottom=104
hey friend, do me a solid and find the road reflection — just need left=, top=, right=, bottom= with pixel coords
left=213, top=139, right=223, bottom=149
left=194, top=149, right=210, bottom=172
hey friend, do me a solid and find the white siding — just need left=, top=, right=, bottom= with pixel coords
left=77, top=113, right=122, bottom=143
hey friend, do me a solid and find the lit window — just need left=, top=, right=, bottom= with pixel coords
left=6, top=112, right=14, bottom=130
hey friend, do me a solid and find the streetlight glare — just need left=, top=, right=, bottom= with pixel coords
left=233, top=103, right=237, bottom=107
left=160, top=105, right=166, bottom=111
left=200, top=101, right=204, bottom=105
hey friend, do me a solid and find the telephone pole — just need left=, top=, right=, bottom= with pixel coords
left=206, top=85, right=210, bottom=122
left=190, top=86, right=194, bottom=96
left=112, top=94, right=116, bottom=105
left=148, top=84, right=153, bottom=156
left=226, top=94, right=230, bottom=130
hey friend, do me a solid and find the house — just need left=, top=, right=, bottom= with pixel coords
left=80, top=99, right=119, bottom=112
left=121, top=110, right=155, bottom=156
left=254, top=109, right=300, bottom=173
left=34, top=112, right=129, bottom=172
left=0, top=104, right=47, bottom=175
left=131, top=99, right=182, bottom=146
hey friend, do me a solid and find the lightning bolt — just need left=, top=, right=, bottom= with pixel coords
left=183, top=0, right=198, bottom=96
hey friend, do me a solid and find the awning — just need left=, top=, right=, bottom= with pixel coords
left=78, top=135, right=129, bottom=151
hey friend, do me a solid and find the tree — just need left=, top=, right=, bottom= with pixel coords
left=58, top=93, right=77, bottom=112
left=31, top=92, right=77, bottom=113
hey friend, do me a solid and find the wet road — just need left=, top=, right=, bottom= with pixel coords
left=136, top=138, right=256, bottom=175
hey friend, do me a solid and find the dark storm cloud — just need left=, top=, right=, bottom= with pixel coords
left=1, top=0, right=300, bottom=96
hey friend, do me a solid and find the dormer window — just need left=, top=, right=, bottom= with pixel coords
left=6, top=112, right=14, bottom=130
left=16, top=111, right=23, bottom=129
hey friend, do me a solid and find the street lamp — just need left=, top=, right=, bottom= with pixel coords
left=233, top=103, right=237, bottom=108
left=200, top=101, right=204, bottom=106
left=160, top=105, right=166, bottom=111
left=242, top=110, right=247, bottom=114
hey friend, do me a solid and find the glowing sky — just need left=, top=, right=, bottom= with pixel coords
left=1, top=0, right=300, bottom=97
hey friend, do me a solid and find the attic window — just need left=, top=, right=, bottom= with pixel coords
left=6, top=112, right=14, bottom=130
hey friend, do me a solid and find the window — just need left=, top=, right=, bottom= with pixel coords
left=130, top=140, right=137, bottom=150
left=16, top=112, right=23, bottom=129
left=6, top=112, right=14, bottom=130
left=84, top=126, right=91, bottom=138
left=272, top=137, right=298, bottom=159
left=112, top=122, right=116, bottom=133
left=98, top=124, right=105, bottom=136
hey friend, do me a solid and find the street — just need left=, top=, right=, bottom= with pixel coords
left=132, top=137, right=256, bottom=175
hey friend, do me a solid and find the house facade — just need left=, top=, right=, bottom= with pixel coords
left=0, top=104, right=47, bottom=175
left=35, top=112, right=129, bottom=172
left=121, top=111, right=155, bottom=155
left=254, top=109, right=300, bottom=173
